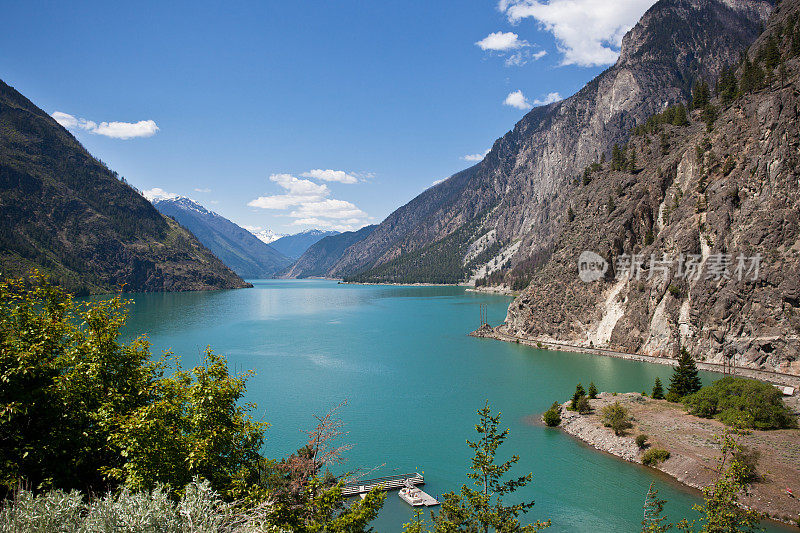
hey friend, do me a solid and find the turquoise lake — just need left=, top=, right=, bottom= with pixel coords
left=117, top=279, right=789, bottom=532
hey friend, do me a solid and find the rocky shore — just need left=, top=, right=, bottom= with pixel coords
left=552, top=393, right=800, bottom=526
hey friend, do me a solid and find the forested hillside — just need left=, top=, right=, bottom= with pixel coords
left=0, top=80, right=249, bottom=294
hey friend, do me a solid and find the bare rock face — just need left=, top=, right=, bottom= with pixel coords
left=324, top=0, right=771, bottom=284
left=502, top=0, right=800, bottom=375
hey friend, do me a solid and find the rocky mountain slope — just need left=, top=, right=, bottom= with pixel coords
left=282, top=225, right=376, bottom=279
left=323, top=0, right=773, bottom=283
left=268, top=229, right=339, bottom=259
left=497, top=0, right=800, bottom=375
left=153, top=196, right=291, bottom=279
left=0, top=79, right=249, bottom=294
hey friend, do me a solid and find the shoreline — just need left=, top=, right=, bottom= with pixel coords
left=554, top=393, right=800, bottom=527
left=472, top=326, right=800, bottom=387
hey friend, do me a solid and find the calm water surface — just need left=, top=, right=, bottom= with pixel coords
left=118, top=280, right=789, bottom=532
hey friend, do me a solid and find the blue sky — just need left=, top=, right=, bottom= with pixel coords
left=1, top=0, right=655, bottom=234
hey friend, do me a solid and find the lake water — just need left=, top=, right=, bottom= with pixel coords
left=118, top=279, right=788, bottom=532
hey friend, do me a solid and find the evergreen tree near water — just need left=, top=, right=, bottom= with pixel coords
left=667, top=348, right=702, bottom=401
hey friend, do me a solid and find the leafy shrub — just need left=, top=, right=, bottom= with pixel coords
left=642, top=448, right=671, bottom=466
left=542, top=402, right=562, bottom=427
left=587, top=382, right=598, bottom=399
left=732, top=446, right=760, bottom=484
left=600, top=401, right=633, bottom=436
left=635, top=434, right=649, bottom=449
left=575, top=396, right=592, bottom=414
left=683, top=377, right=796, bottom=430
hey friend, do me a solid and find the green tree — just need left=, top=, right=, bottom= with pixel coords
left=0, top=273, right=155, bottom=494
left=587, top=382, right=598, bottom=399
left=611, top=144, right=626, bottom=171
left=628, top=147, right=638, bottom=173
left=666, top=348, right=702, bottom=401
left=652, top=378, right=665, bottom=400
left=107, top=347, right=267, bottom=499
left=641, top=482, right=672, bottom=533
left=542, top=402, right=562, bottom=427
left=571, top=383, right=587, bottom=410
left=432, top=402, right=550, bottom=532
left=684, top=432, right=764, bottom=532
left=691, top=80, right=710, bottom=110
left=600, top=401, right=633, bottom=436
left=716, top=67, right=738, bottom=105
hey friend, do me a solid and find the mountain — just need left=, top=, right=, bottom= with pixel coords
left=311, top=0, right=773, bottom=283
left=282, top=225, right=377, bottom=279
left=0, top=79, right=248, bottom=294
left=494, top=0, right=800, bottom=375
left=252, top=228, right=285, bottom=244
left=152, top=196, right=292, bottom=279
left=269, top=229, right=340, bottom=259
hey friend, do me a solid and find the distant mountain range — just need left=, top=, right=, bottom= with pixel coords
left=0, top=79, right=248, bottom=294
left=282, top=226, right=376, bottom=278
left=252, top=229, right=285, bottom=244
left=267, top=229, right=339, bottom=259
left=151, top=197, right=292, bottom=279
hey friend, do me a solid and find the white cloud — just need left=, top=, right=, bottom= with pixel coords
left=476, top=31, right=528, bottom=51
left=143, top=187, right=178, bottom=201
left=498, top=0, right=656, bottom=67
left=503, top=90, right=532, bottom=110
left=300, top=169, right=359, bottom=184
left=194, top=188, right=211, bottom=193
left=530, top=91, right=562, bottom=106
left=290, top=199, right=367, bottom=220
left=248, top=173, right=370, bottom=231
left=462, top=149, right=490, bottom=162
left=476, top=31, right=546, bottom=67
left=51, top=111, right=159, bottom=139
left=503, top=90, right=562, bottom=110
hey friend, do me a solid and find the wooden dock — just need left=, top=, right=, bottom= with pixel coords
left=342, top=472, right=424, bottom=497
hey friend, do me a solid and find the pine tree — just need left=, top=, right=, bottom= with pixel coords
left=611, top=144, right=625, bottom=171
left=691, top=80, right=710, bottom=110
left=571, top=383, right=587, bottom=409
left=628, top=147, right=637, bottom=173
left=587, top=382, right=598, bottom=399
left=651, top=377, right=664, bottom=400
left=432, top=402, right=550, bottom=532
left=667, top=347, right=702, bottom=400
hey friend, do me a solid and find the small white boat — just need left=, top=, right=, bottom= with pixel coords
left=399, top=487, right=425, bottom=506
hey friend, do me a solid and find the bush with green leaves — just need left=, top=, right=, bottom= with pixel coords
left=683, top=377, right=796, bottom=430
left=575, top=396, right=592, bottom=414
left=600, top=401, right=633, bottom=436
left=0, top=273, right=267, bottom=499
left=635, top=434, right=649, bottom=449
left=641, top=448, right=670, bottom=466
left=542, top=402, right=562, bottom=427
left=587, top=382, right=598, bottom=399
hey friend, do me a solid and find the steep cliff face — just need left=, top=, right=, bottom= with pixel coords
left=0, top=80, right=249, bottom=294
left=501, top=0, right=800, bottom=375
left=330, top=0, right=772, bottom=283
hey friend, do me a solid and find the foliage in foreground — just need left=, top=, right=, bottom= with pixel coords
left=413, top=402, right=550, bottom=533
left=0, top=273, right=384, bottom=531
left=641, top=448, right=670, bottom=467
left=683, top=377, right=796, bottom=430
left=641, top=430, right=764, bottom=533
